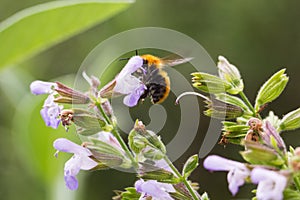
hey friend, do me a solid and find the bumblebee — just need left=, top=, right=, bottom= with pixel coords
left=138, top=54, right=192, bottom=104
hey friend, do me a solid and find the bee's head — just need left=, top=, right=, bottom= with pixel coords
left=140, top=54, right=162, bottom=66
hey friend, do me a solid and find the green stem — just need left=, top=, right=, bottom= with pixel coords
left=294, top=176, right=300, bottom=192
left=164, top=157, right=199, bottom=200
left=238, top=91, right=259, bottom=118
left=95, top=101, right=138, bottom=169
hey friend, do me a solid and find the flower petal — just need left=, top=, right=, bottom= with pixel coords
left=40, top=94, right=62, bottom=129
left=95, top=131, right=124, bottom=153
left=30, top=80, right=56, bottom=95
left=263, top=121, right=286, bottom=151
left=218, top=56, right=241, bottom=80
left=154, top=159, right=173, bottom=173
left=53, top=138, right=91, bottom=156
left=64, top=174, right=78, bottom=190
left=204, top=155, right=250, bottom=196
left=79, top=155, right=98, bottom=170
left=251, top=168, right=287, bottom=200
left=227, top=168, right=248, bottom=195
left=203, top=155, right=245, bottom=171
left=135, top=179, right=175, bottom=200
left=118, top=56, right=143, bottom=78
left=123, top=84, right=146, bottom=107
left=114, top=75, right=142, bottom=94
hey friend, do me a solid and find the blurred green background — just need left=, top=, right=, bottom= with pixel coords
left=1, top=0, right=300, bottom=199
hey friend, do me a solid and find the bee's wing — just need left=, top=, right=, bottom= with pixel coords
left=161, top=55, right=193, bottom=67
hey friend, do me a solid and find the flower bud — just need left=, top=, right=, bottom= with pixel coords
left=99, top=79, right=118, bottom=98
left=241, top=140, right=285, bottom=166
left=215, top=93, right=251, bottom=114
left=143, top=148, right=166, bottom=160
left=191, top=72, right=230, bottom=94
left=182, top=155, right=199, bottom=178
left=290, top=147, right=300, bottom=172
left=89, top=149, right=124, bottom=169
left=279, top=108, right=300, bottom=131
left=262, top=121, right=286, bottom=152
left=220, top=122, right=249, bottom=145
left=204, top=98, right=244, bottom=120
left=128, top=129, right=148, bottom=154
left=139, top=163, right=179, bottom=184
left=54, top=82, right=90, bottom=104
left=72, top=109, right=109, bottom=136
left=255, top=69, right=289, bottom=112
left=133, top=121, right=166, bottom=154
left=87, top=132, right=131, bottom=169
left=217, top=56, right=244, bottom=94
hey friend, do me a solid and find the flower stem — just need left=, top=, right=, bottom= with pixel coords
left=164, top=156, right=199, bottom=200
left=95, top=101, right=138, bottom=169
left=238, top=91, right=259, bottom=118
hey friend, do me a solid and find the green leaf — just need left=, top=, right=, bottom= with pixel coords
left=254, top=69, right=289, bottom=112
left=118, top=187, right=141, bottom=200
left=0, top=0, right=133, bottom=68
left=182, top=154, right=199, bottom=178
left=283, top=188, right=300, bottom=200
left=279, top=108, right=300, bottom=131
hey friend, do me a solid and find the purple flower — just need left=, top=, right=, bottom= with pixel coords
left=30, top=80, right=62, bottom=128
left=95, top=131, right=124, bottom=153
left=53, top=138, right=98, bottom=190
left=262, top=120, right=286, bottom=151
left=251, top=168, right=287, bottom=200
left=154, top=159, right=173, bottom=173
left=41, top=94, right=62, bottom=129
left=114, top=56, right=146, bottom=107
left=30, top=80, right=57, bottom=95
left=203, top=155, right=250, bottom=195
left=135, top=179, right=176, bottom=200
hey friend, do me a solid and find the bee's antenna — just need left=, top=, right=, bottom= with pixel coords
left=118, top=57, right=130, bottom=61
left=119, top=50, right=139, bottom=61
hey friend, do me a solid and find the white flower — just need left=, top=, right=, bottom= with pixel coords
left=251, top=168, right=287, bottom=200
left=203, top=155, right=250, bottom=195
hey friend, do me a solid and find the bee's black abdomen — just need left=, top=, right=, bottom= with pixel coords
left=148, top=83, right=167, bottom=103
left=139, top=63, right=170, bottom=104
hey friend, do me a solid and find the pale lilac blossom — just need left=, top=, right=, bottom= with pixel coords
left=262, top=121, right=286, bottom=151
left=114, top=56, right=146, bottom=107
left=53, top=138, right=98, bottom=190
left=95, top=131, right=124, bottom=153
left=40, top=94, right=62, bottom=129
left=135, top=179, right=176, bottom=200
left=30, top=80, right=57, bottom=95
left=154, top=159, right=173, bottom=173
left=251, top=168, right=287, bottom=200
left=203, top=155, right=250, bottom=195
left=30, top=80, right=62, bottom=129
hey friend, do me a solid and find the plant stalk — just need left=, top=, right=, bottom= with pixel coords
left=96, top=101, right=138, bottom=169
left=238, top=91, right=260, bottom=118
left=164, top=156, right=199, bottom=200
